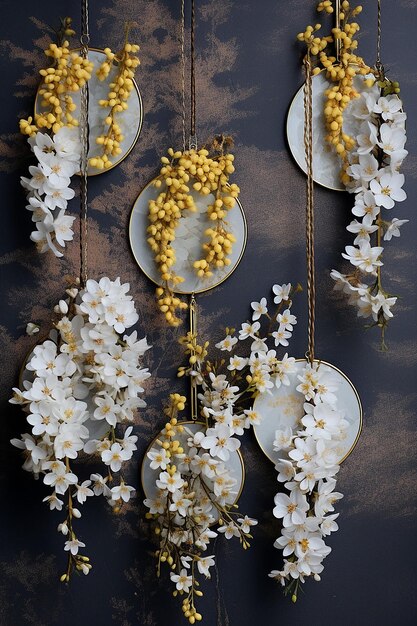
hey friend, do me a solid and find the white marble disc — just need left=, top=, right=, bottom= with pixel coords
left=35, top=48, right=143, bottom=176
left=253, top=359, right=362, bottom=465
left=286, top=71, right=379, bottom=191
left=129, top=178, right=247, bottom=294
left=20, top=330, right=109, bottom=440
left=141, top=421, right=245, bottom=524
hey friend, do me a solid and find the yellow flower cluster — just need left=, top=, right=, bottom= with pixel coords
left=148, top=142, right=240, bottom=326
left=178, top=332, right=209, bottom=376
left=89, top=39, right=140, bottom=170
left=20, top=39, right=93, bottom=137
left=297, top=1, right=373, bottom=180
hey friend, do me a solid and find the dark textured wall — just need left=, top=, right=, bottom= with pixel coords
left=1, top=1, right=417, bottom=625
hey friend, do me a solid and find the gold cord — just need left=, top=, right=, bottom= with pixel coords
left=180, top=0, right=186, bottom=152
left=303, top=51, right=316, bottom=364
left=375, top=0, right=385, bottom=78
left=189, top=294, right=198, bottom=420
left=79, top=0, right=90, bottom=287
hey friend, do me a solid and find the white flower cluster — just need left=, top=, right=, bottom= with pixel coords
left=21, top=127, right=81, bottom=257
left=11, top=277, right=151, bottom=579
left=269, top=363, right=347, bottom=594
left=145, top=411, right=257, bottom=586
left=331, top=89, right=408, bottom=328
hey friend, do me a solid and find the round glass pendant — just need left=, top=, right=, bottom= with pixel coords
left=129, top=178, right=247, bottom=294
left=20, top=330, right=109, bottom=440
left=253, top=359, right=362, bottom=466
left=141, top=421, right=245, bottom=524
left=286, top=71, right=379, bottom=191
left=35, top=48, right=143, bottom=176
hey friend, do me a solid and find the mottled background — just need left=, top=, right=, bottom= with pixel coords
left=1, top=1, right=417, bottom=624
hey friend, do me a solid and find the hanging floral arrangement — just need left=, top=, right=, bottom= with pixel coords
left=11, top=277, right=151, bottom=580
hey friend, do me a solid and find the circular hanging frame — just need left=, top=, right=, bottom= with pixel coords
left=253, top=359, right=363, bottom=466
left=34, top=48, right=143, bottom=177
left=129, top=177, right=248, bottom=295
left=141, top=420, right=245, bottom=525
left=286, top=70, right=379, bottom=191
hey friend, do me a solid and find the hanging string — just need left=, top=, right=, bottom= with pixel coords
left=180, top=0, right=186, bottom=152
left=189, top=0, right=197, bottom=149
left=189, top=293, right=198, bottom=420
left=375, top=0, right=384, bottom=78
left=79, top=0, right=90, bottom=287
left=303, top=50, right=316, bottom=364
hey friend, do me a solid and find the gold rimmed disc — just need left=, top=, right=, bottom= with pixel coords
left=141, top=421, right=245, bottom=525
left=34, top=48, right=143, bottom=177
left=286, top=71, right=380, bottom=191
left=129, top=178, right=247, bottom=294
left=253, top=359, right=362, bottom=466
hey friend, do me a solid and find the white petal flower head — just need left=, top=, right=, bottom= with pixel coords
left=53, top=126, right=81, bottom=162
left=273, top=490, right=309, bottom=527
left=384, top=218, right=409, bottom=242
left=170, top=569, right=193, bottom=593
left=156, top=471, right=185, bottom=493
left=377, top=122, right=406, bottom=155
left=197, top=555, right=215, bottom=577
left=237, top=515, right=258, bottom=534
left=218, top=522, right=240, bottom=539
left=147, top=446, right=170, bottom=470
left=64, top=539, right=85, bottom=556
left=201, top=424, right=241, bottom=461
left=342, top=241, right=383, bottom=273
left=370, top=172, right=406, bottom=209
left=277, top=309, right=297, bottom=332
left=272, top=283, right=291, bottom=304
left=273, top=426, right=293, bottom=452
left=101, top=442, right=131, bottom=472
left=373, top=95, right=403, bottom=120
left=238, top=321, right=260, bottom=340
left=111, top=482, right=135, bottom=503
left=76, top=480, right=94, bottom=504
left=251, top=297, right=268, bottom=321
left=215, top=334, right=238, bottom=352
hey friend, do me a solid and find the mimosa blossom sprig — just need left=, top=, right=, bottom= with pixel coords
left=148, top=135, right=239, bottom=326
left=297, top=1, right=373, bottom=177
left=11, top=277, right=151, bottom=581
left=269, top=362, right=348, bottom=601
left=19, top=18, right=93, bottom=257
left=144, top=283, right=300, bottom=623
left=90, top=25, right=141, bottom=171
left=331, top=85, right=408, bottom=346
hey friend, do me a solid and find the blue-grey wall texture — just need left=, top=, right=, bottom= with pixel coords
left=1, top=1, right=417, bottom=625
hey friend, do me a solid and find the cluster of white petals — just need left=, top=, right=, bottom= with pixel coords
left=146, top=284, right=297, bottom=618
left=11, top=277, right=151, bottom=577
left=331, top=89, right=408, bottom=330
left=21, top=128, right=81, bottom=257
left=269, top=363, right=347, bottom=592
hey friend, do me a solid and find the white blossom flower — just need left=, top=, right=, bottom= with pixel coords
left=217, top=522, right=240, bottom=539
left=76, top=480, right=94, bottom=504
left=101, top=443, right=131, bottom=472
left=238, top=321, right=260, bottom=340
left=237, top=516, right=258, bottom=533
left=370, top=172, right=406, bottom=209
left=170, top=569, right=193, bottom=592
left=215, top=335, right=238, bottom=352
left=384, top=218, right=409, bottom=241
left=342, top=241, right=383, bottom=273
left=251, top=297, right=268, bottom=320
left=277, top=309, right=297, bottom=332
left=373, top=95, right=402, bottom=121
left=197, top=555, right=215, bottom=577
left=273, top=491, right=309, bottom=527
left=201, top=424, right=240, bottom=461
left=272, top=283, right=291, bottom=304
left=156, top=471, right=184, bottom=493
left=111, top=482, right=135, bottom=503
left=64, top=539, right=85, bottom=556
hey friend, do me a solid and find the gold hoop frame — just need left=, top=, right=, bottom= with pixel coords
left=141, top=420, right=245, bottom=524
left=129, top=177, right=248, bottom=295
left=253, top=358, right=363, bottom=466
left=34, top=47, right=143, bottom=177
